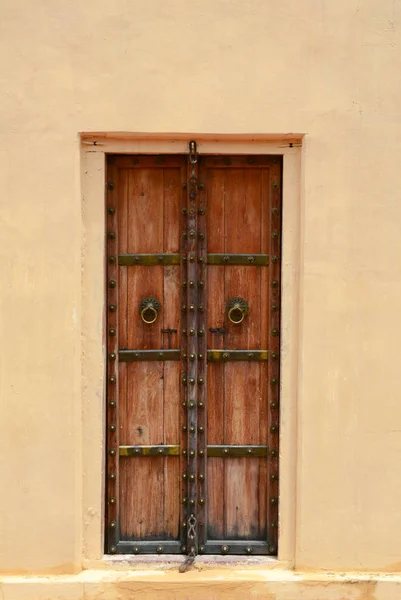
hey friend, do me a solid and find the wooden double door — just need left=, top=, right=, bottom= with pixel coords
left=106, top=149, right=281, bottom=557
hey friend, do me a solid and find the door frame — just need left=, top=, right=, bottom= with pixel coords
left=80, top=133, right=303, bottom=569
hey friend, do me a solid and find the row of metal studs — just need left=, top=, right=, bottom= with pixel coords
left=106, top=169, right=119, bottom=554
left=267, top=160, right=282, bottom=554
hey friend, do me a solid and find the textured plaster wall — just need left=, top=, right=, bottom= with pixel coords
left=0, top=0, right=401, bottom=583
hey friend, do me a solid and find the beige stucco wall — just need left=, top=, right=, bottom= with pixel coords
left=1, top=0, right=401, bottom=597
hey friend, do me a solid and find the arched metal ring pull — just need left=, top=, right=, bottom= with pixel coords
left=139, top=297, right=161, bottom=324
left=227, top=297, right=249, bottom=325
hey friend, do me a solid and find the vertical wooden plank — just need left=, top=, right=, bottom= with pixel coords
left=120, top=164, right=166, bottom=541
left=162, top=167, right=182, bottom=540
left=223, top=167, right=265, bottom=539
left=206, top=168, right=225, bottom=540
left=116, top=168, right=129, bottom=545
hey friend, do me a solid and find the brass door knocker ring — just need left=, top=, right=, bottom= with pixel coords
left=139, top=297, right=161, bottom=324
left=226, top=297, right=249, bottom=324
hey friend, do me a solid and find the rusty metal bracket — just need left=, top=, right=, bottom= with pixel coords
left=207, top=253, right=269, bottom=266
left=119, top=253, right=180, bottom=266
left=120, top=445, right=180, bottom=457
left=207, top=350, right=268, bottom=362
left=207, top=445, right=268, bottom=457
left=119, top=349, right=180, bottom=361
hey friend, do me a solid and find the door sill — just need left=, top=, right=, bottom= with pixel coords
left=83, top=555, right=289, bottom=571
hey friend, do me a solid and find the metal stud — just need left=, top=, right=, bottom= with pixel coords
left=189, top=329, right=195, bottom=336
left=109, top=376, right=116, bottom=384
left=272, top=182, right=280, bottom=189
left=198, top=183, right=205, bottom=190
left=198, top=305, right=204, bottom=312
left=271, top=521, right=277, bottom=528
left=223, top=448, right=229, bottom=455
left=272, top=231, right=279, bottom=239
left=110, top=545, right=117, bottom=553
left=198, top=426, right=204, bottom=433
left=182, top=473, right=187, bottom=480
left=271, top=328, right=279, bottom=336
left=199, top=545, right=205, bottom=553
left=198, top=257, right=205, bottom=263
left=182, top=497, right=187, bottom=504
left=109, top=256, right=116, bottom=264
left=110, top=424, right=116, bottom=432
left=182, top=208, right=188, bottom=215
left=272, top=280, right=279, bottom=288
left=272, top=304, right=279, bottom=311
left=189, top=401, right=195, bottom=408
left=189, top=450, right=195, bottom=457
left=158, top=448, right=164, bottom=455
left=156, top=546, right=164, bottom=553
left=182, top=425, right=187, bottom=432
left=270, top=424, right=278, bottom=433
left=109, top=449, right=116, bottom=456
left=109, top=352, right=116, bottom=360
left=109, top=280, right=116, bottom=288
left=245, top=546, right=253, bottom=554
left=199, top=498, right=205, bottom=505
left=182, top=449, right=187, bottom=456
left=198, top=353, right=204, bottom=359
left=109, top=473, right=116, bottom=480
left=181, top=545, right=187, bottom=553
left=109, top=328, right=116, bottom=336
left=198, top=207, right=205, bottom=215
left=270, top=496, right=278, bottom=505
left=109, top=497, right=116, bottom=504
left=198, top=281, right=204, bottom=288
left=182, top=281, right=187, bottom=288
left=133, top=546, right=140, bottom=554
left=109, top=304, right=117, bottom=312
left=199, top=473, right=204, bottom=480
left=271, top=255, right=279, bottom=263
left=190, top=426, right=195, bottom=433
left=189, top=255, right=195, bottom=263
left=110, top=521, right=116, bottom=528
left=189, top=474, right=195, bottom=481
left=189, top=305, right=195, bottom=312
left=189, top=353, right=195, bottom=360
left=271, top=402, right=278, bottom=410
left=221, top=545, right=229, bottom=554
left=271, top=352, right=278, bottom=359
left=108, top=207, right=116, bottom=214
left=108, top=232, right=116, bottom=239
left=198, top=449, right=204, bottom=456
left=270, top=473, right=278, bottom=481
left=109, top=400, right=116, bottom=408
left=159, top=352, right=164, bottom=359
left=269, top=545, right=276, bottom=553
left=198, top=232, right=205, bottom=240
left=189, top=281, right=195, bottom=288
left=198, top=329, right=205, bottom=336
left=189, top=230, right=196, bottom=239
left=272, top=207, right=279, bottom=216
left=189, top=377, right=195, bottom=384
left=198, top=401, right=204, bottom=408
left=198, top=377, right=204, bottom=385
left=271, top=450, right=278, bottom=458
left=182, top=305, right=187, bottom=311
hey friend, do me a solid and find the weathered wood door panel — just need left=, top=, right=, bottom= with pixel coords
left=106, top=151, right=281, bottom=558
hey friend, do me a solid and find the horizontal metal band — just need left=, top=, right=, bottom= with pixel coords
left=116, top=541, right=182, bottom=555
left=118, top=253, right=180, bottom=266
left=207, top=445, right=268, bottom=457
left=120, top=445, right=180, bottom=457
left=207, top=253, right=269, bottom=266
left=119, top=349, right=181, bottom=362
left=202, top=540, right=274, bottom=555
left=207, top=350, right=268, bottom=362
